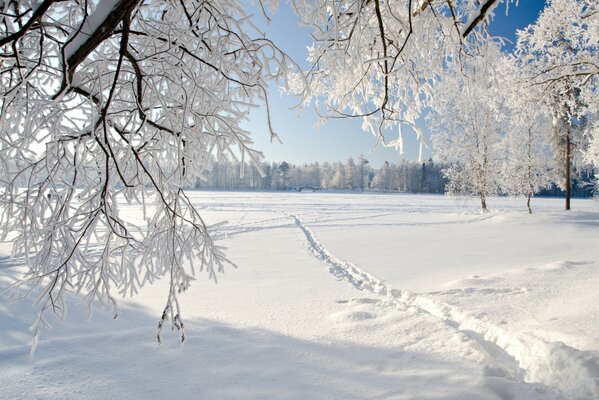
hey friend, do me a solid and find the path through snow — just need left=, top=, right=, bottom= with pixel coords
left=289, top=212, right=599, bottom=399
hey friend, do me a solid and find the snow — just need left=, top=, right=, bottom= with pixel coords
left=63, top=0, right=123, bottom=61
left=1, top=192, right=598, bottom=399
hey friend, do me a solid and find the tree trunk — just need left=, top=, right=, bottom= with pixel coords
left=565, top=130, right=571, bottom=211
left=527, top=127, right=533, bottom=214
left=480, top=193, right=488, bottom=212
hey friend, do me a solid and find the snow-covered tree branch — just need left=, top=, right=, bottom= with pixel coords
left=292, top=0, right=515, bottom=146
left=0, top=0, right=297, bottom=346
left=2, top=0, right=597, bottom=349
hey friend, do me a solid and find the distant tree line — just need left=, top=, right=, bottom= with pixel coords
left=194, top=155, right=595, bottom=198
left=194, top=155, right=446, bottom=193
left=538, top=167, right=596, bottom=199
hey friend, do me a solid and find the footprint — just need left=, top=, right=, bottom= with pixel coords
left=330, top=310, right=377, bottom=323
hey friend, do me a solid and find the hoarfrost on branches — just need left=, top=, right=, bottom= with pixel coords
left=2, top=0, right=597, bottom=347
left=428, top=39, right=506, bottom=212
left=0, top=0, right=298, bottom=345
left=515, top=0, right=598, bottom=197
left=498, top=57, right=555, bottom=213
left=291, top=0, right=515, bottom=147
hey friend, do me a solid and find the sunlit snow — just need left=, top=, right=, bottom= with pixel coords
left=2, top=192, right=598, bottom=399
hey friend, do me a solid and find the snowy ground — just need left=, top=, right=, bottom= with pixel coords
left=1, top=192, right=599, bottom=399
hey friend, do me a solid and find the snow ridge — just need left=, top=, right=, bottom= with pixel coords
left=289, top=213, right=599, bottom=399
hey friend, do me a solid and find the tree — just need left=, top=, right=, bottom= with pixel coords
left=357, top=155, right=369, bottom=191
left=425, top=158, right=446, bottom=194
left=500, top=98, right=555, bottom=213
left=344, top=157, right=357, bottom=190
left=331, top=162, right=346, bottom=189
left=397, top=160, right=408, bottom=192
left=546, top=89, right=589, bottom=210
left=320, top=162, right=333, bottom=189
left=0, top=0, right=536, bottom=344
left=419, top=162, right=427, bottom=193
left=515, top=0, right=598, bottom=208
left=586, top=131, right=599, bottom=188
left=293, top=0, right=508, bottom=147
left=491, top=57, right=555, bottom=213
left=0, top=0, right=299, bottom=345
left=429, top=39, right=507, bottom=212
left=278, top=161, right=291, bottom=190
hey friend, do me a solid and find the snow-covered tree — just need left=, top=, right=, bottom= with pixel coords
left=377, top=161, right=391, bottom=192
left=0, top=0, right=564, bottom=345
left=496, top=58, right=555, bottom=213
left=278, top=161, right=291, bottom=189
left=320, top=162, right=333, bottom=189
left=546, top=89, right=590, bottom=209
left=429, top=39, right=507, bottom=211
left=515, top=0, right=598, bottom=206
left=396, top=160, right=408, bottom=192
left=0, top=0, right=300, bottom=344
left=331, top=162, right=346, bottom=189
left=293, top=0, right=512, bottom=148
left=502, top=121, right=555, bottom=213
left=357, top=155, right=369, bottom=191
left=344, top=157, right=357, bottom=190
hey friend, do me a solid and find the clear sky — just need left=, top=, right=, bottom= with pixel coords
left=243, top=1, right=548, bottom=167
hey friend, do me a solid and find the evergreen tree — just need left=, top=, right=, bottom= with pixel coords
left=279, top=162, right=291, bottom=190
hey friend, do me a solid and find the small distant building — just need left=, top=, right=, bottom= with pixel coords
left=296, top=186, right=320, bottom=193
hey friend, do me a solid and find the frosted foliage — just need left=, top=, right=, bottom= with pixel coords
left=516, top=0, right=599, bottom=171
left=0, top=0, right=294, bottom=344
left=429, top=40, right=506, bottom=211
left=2, top=0, right=595, bottom=348
left=499, top=58, right=554, bottom=206
left=587, top=125, right=599, bottom=175
left=501, top=114, right=554, bottom=200
left=291, top=0, right=513, bottom=142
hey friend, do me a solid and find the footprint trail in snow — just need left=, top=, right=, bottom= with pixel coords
left=289, top=212, right=599, bottom=399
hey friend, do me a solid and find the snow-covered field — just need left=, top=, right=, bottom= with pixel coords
left=2, top=192, right=599, bottom=399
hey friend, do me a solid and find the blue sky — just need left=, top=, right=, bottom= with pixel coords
left=243, top=1, right=548, bottom=167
